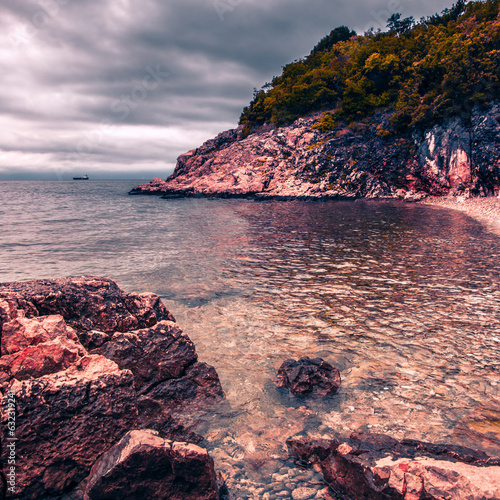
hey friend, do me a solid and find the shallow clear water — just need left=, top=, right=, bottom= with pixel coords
left=1, top=181, right=500, bottom=496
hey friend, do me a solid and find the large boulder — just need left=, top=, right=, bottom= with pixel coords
left=0, top=276, right=175, bottom=349
left=90, top=318, right=224, bottom=441
left=1, top=355, right=138, bottom=500
left=146, top=361, right=224, bottom=406
left=287, top=432, right=500, bottom=500
left=0, top=277, right=223, bottom=416
left=276, top=357, right=341, bottom=397
left=84, top=429, right=220, bottom=500
left=91, top=320, right=198, bottom=394
left=0, top=277, right=225, bottom=498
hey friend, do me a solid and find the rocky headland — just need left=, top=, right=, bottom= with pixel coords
left=130, top=0, right=500, bottom=207
left=131, top=102, right=500, bottom=202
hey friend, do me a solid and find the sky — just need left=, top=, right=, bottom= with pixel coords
left=0, top=0, right=454, bottom=180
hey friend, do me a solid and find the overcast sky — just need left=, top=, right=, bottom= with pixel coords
left=0, top=0, right=453, bottom=180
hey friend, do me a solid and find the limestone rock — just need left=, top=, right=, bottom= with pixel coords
left=146, top=360, right=224, bottom=406
left=90, top=318, right=223, bottom=441
left=0, top=293, right=38, bottom=338
left=83, top=429, right=219, bottom=500
left=0, top=276, right=175, bottom=349
left=1, top=355, right=138, bottom=500
left=129, top=176, right=171, bottom=195
left=0, top=277, right=225, bottom=498
left=0, top=335, right=87, bottom=386
left=91, top=320, right=198, bottom=393
left=0, top=315, right=87, bottom=386
left=288, top=432, right=500, bottom=500
left=1, top=314, right=81, bottom=355
left=276, top=357, right=341, bottom=397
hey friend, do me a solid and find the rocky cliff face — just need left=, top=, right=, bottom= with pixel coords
left=131, top=103, right=500, bottom=199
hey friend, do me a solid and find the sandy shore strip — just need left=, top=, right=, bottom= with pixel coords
left=420, top=196, right=500, bottom=235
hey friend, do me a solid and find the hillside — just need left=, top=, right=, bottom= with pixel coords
left=240, top=0, right=500, bottom=134
left=132, top=0, right=500, bottom=199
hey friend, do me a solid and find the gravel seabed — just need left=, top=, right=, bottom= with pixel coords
left=419, top=196, right=500, bottom=236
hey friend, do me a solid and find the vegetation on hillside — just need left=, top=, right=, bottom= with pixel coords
left=240, top=0, right=500, bottom=135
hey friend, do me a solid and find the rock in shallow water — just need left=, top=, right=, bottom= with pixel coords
left=84, top=429, right=220, bottom=500
left=287, top=431, right=500, bottom=500
left=291, top=486, right=317, bottom=499
left=276, top=357, right=341, bottom=397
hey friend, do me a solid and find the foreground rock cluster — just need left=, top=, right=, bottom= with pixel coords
left=287, top=432, right=500, bottom=500
left=131, top=102, right=500, bottom=200
left=0, top=276, right=225, bottom=500
left=2, top=277, right=499, bottom=499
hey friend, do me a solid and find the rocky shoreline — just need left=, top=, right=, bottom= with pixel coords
left=287, top=432, right=500, bottom=499
left=1, top=276, right=500, bottom=499
left=131, top=103, right=500, bottom=201
left=0, top=277, right=225, bottom=499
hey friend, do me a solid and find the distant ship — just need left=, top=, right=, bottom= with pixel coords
left=73, top=175, right=89, bottom=180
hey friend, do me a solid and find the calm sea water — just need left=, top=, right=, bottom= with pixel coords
left=1, top=181, right=500, bottom=494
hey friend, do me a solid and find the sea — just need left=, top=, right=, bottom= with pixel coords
left=1, top=180, right=500, bottom=494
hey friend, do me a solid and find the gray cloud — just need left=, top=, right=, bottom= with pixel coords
left=0, top=0, right=453, bottom=179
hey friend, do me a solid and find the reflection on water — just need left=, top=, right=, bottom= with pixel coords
left=1, top=182, right=499, bottom=497
left=163, top=200, right=500, bottom=489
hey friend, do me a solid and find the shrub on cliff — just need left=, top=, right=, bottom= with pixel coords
left=240, top=0, right=500, bottom=133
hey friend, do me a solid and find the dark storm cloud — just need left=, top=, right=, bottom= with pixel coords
left=0, top=0, right=453, bottom=179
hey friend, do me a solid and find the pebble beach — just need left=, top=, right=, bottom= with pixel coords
left=420, top=196, right=500, bottom=235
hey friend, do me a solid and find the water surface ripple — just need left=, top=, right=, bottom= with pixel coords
left=1, top=181, right=499, bottom=494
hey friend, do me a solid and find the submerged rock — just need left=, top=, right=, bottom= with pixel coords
left=287, top=431, right=500, bottom=500
left=84, top=429, right=220, bottom=500
left=286, top=436, right=340, bottom=463
left=276, top=357, right=341, bottom=397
